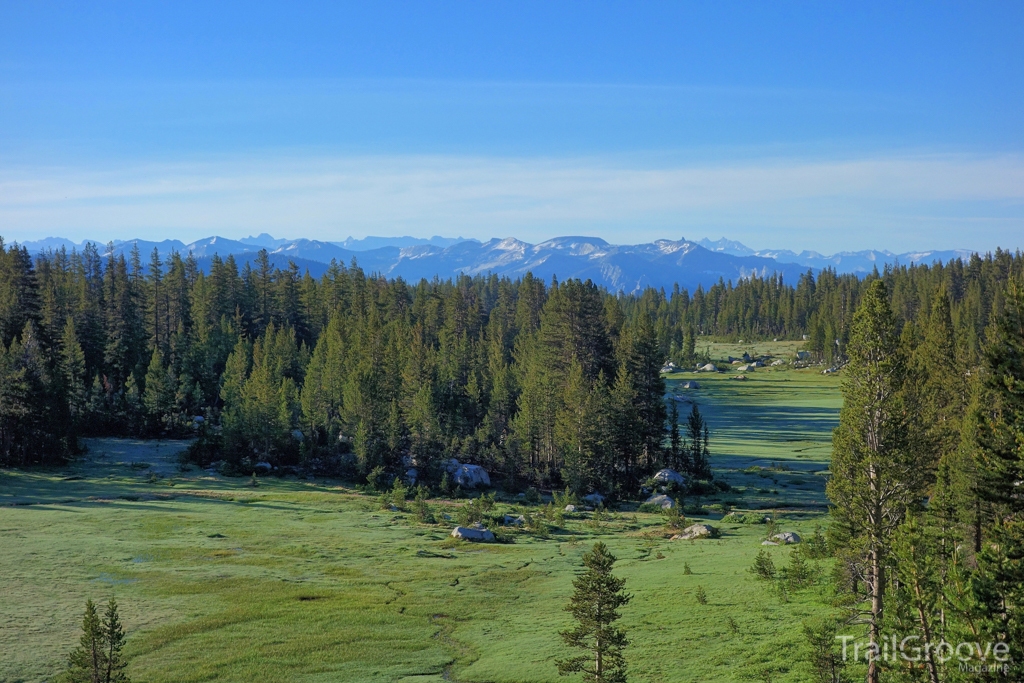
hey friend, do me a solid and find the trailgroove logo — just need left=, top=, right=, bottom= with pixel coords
left=836, top=635, right=1012, bottom=673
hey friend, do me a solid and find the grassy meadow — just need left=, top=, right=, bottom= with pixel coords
left=1, top=343, right=848, bottom=683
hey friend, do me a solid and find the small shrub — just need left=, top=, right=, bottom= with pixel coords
left=390, top=478, right=408, bottom=509
left=439, top=472, right=453, bottom=496
left=552, top=487, right=578, bottom=509
left=786, top=548, right=811, bottom=588
left=804, top=525, right=830, bottom=559
left=412, top=486, right=435, bottom=523
left=683, top=561, right=692, bottom=575
left=726, top=616, right=739, bottom=634
left=524, top=486, right=541, bottom=504
left=637, top=502, right=662, bottom=514
left=750, top=549, right=777, bottom=581
left=248, top=472, right=259, bottom=488
left=367, top=466, right=389, bottom=492
left=491, top=528, right=515, bottom=544
left=663, top=505, right=684, bottom=530
left=523, top=511, right=548, bottom=536
left=695, top=585, right=708, bottom=605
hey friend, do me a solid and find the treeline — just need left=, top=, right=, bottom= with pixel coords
left=1, top=238, right=1021, bottom=489
left=827, top=278, right=1024, bottom=681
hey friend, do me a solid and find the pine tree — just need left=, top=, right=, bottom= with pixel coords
left=555, top=360, right=610, bottom=494
left=59, top=316, right=88, bottom=428
left=971, top=277, right=1024, bottom=666
left=557, top=542, right=631, bottom=683
left=62, top=599, right=105, bottom=683
left=102, top=598, right=129, bottom=683
left=826, top=280, right=926, bottom=683
left=61, top=598, right=130, bottom=683
left=142, top=348, right=172, bottom=434
left=685, top=404, right=712, bottom=480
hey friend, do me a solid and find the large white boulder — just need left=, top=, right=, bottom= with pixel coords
left=451, top=525, right=495, bottom=542
left=699, top=363, right=718, bottom=372
left=672, top=523, right=719, bottom=540
left=771, top=531, right=802, bottom=545
left=445, top=459, right=491, bottom=488
left=652, top=469, right=686, bottom=487
left=643, top=494, right=676, bottom=510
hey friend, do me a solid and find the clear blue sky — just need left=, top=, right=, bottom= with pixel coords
left=2, top=2, right=1022, bottom=252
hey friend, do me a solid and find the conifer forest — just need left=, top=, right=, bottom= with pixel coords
left=2, top=237, right=1024, bottom=682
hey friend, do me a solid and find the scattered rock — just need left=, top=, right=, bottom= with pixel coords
left=404, top=468, right=418, bottom=485
left=445, top=459, right=491, bottom=488
left=761, top=540, right=780, bottom=546
left=643, top=494, right=676, bottom=510
left=451, top=525, right=495, bottom=542
left=291, top=429, right=304, bottom=441
left=771, top=359, right=784, bottom=366
left=254, top=462, right=272, bottom=473
left=503, top=514, right=526, bottom=526
left=581, top=492, right=605, bottom=506
left=652, top=468, right=686, bottom=487
left=564, top=504, right=577, bottom=513
left=672, top=523, right=719, bottom=540
left=699, top=363, right=718, bottom=372
left=771, top=532, right=802, bottom=545
left=731, top=375, right=748, bottom=381
left=680, top=380, right=700, bottom=389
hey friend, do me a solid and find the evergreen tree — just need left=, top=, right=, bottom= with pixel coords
left=59, top=316, right=88, bottom=428
left=827, top=280, right=926, bottom=683
left=61, top=599, right=104, bottom=683
left=685, top=404, right=712, bottom=480
left=142, top=348, right=172, bottom=434
left=557, top=542, right=631, bottom=683
left=102, top=598, right=129, bottom=683
left=971, top=277, right=1024, bottom=671
left=60, top=598, right=130, bottom=683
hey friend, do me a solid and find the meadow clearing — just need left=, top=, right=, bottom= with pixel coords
left=1, top=345, right=846, bottom=683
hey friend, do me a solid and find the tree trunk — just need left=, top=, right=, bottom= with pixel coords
left=868, top=544, right=883, bottom=683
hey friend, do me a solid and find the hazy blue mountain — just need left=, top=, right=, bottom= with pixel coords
left=697, top=237, right=974, bottom=274
left=239, top=233, right=291, bottom=248
left=333, top=235, right=478, bottom=251
left=14, top=232, right=984, bottom=293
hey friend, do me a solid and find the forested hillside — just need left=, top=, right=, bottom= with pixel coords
left=0, top=238, right=1021, bottom=495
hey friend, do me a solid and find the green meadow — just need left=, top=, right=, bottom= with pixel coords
left=1, top=345, right=846, bottom=683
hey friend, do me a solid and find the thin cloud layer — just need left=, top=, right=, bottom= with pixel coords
left=2, top=153, right=1022, bottom=252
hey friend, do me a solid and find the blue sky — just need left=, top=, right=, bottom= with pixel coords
left=1, top=2, right=1022, bottom=252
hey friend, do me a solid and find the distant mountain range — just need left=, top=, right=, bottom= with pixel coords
left=11, top=234, right=979, bottom=294
left=697, top=238, right=975, bottom=275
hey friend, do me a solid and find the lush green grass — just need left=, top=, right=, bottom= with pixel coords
left=2, top=351, right=845, bottom=683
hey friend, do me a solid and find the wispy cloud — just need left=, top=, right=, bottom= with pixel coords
left=2, top=153, right=1022, bottom=252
